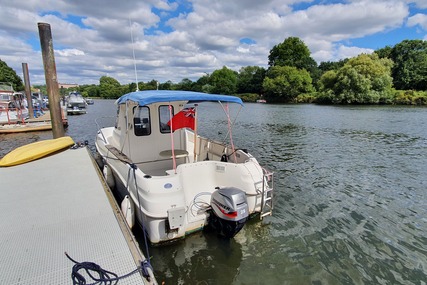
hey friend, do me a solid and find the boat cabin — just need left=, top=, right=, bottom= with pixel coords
left=110, top=96, right=249, bottom=177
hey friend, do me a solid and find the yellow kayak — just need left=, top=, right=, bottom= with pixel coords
left=0, top=136, right=75, bottom=167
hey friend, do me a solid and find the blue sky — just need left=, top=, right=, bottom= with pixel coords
left=0, top=0, right=426, bottom=85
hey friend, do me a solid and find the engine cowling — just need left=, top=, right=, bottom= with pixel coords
left=209, top=187, right=249, bottom=238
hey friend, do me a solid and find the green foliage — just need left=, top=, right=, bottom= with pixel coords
left=268, top=37, right=318, bottom=86
left=263, top=66, right=314, bottom=102
left=318, top=59, right=348, bottom=73
left=0, top=59, right=24, bottom=91
left=318, top=53, right=394, bottom=104
left=159, top=80, right=173, bottom=90
left=194, top=75, right=211, bottom=93
left=268, top=37, right=317, bottom=70
left=237, top=93, right=259, bottom=102
left=210, top=66, right=238, bottom=94
left=237, top=66, right=266, bottom=94
left=2, top=37, right=423, bottom=106
left=393, top=90, right=427, bottom=105
left=295, top=93, right=317, bottom=103
left=175, top=78, right=195, bottom=91
left=374, top=46, right=393, bottom=59
left=33, top=84, right=47, bottom=94
left=390, top=40, right=427, bottom=90
left=99, top=76, right=123, bottom=99
left=80, top=84, right=100, bottom=98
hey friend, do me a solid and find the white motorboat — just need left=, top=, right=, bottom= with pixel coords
left=0, top=83, right=29, bottom=124
left=66, top=92, right=87, bottom=115
left=95, top=90, right=273, bottom=244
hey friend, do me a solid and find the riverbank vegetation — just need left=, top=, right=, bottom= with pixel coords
left=1, top=38, right=426, bottom=105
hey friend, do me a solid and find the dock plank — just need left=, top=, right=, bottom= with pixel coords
left=0, top=147, right=154, bottom=284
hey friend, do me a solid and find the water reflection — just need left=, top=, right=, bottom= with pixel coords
left=1, top=101, right=426, bottom=284
left=146, top=228, right=243, bottom=285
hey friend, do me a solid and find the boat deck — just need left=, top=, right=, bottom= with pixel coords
left=0, top=147, right=155, bottom=284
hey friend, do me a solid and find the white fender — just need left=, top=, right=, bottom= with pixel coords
left=103, top=164, right=115, bottom=189
left=121, top=195, right=135, bottom=228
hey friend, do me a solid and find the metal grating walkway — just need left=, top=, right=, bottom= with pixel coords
left=0, top=147, right=154, bottom=284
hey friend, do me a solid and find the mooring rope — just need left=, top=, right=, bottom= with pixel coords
left=65, top=251, right=152, bottom=285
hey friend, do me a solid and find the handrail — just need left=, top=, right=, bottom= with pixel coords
left=0, top=106, right=27, bottom=125
left=95, top=116, right=116, bottom=143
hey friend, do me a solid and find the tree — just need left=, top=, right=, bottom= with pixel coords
left=210, top=66, right=238, bottom=95
left=268, top=37, right=319, bottom=88
left=0, top=59, right=24, bottom=91
left=159, top=80, right=173, bottom=90
left=375, top=46, right=393, bottom=59
left=390, top=39, right=427, bottom=90
left=146, top=80, right=160, bottom=90
left=318, top=59, right=348, bottom=74
left=79, top=84, right=100, bottom=97
left=99, top=76, right=122, bottom=99
left=268, top=37, right=317, bottom=71
left=318, top=53, right=394, bottom=104
left=175, top=78, right=194, bottom=91
left=128, top=82, right=137, bottom=92
left=263, top=66, right=314, bottom=102
left=237, top=66, right=266, bottom=94
left=193, top=74, right=211, bottom=92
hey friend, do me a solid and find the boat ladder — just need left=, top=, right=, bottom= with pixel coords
left=257, top=168, right=274, bottom=220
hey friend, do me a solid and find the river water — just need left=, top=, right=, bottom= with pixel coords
left=1, top=100, right=426, bottom=285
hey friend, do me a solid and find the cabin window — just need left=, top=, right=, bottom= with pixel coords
left=159, top=105, right=173, bottom=133
left=133, top=106, right=151, bottom=136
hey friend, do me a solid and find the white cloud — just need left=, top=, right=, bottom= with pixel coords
left=335, top=45, right=374, bottom=60
left=0, top=0, right=423, bottom=85
left=56, top=49, right=85, bottom=56
left=407, top=0, right=427, bottom=9
left=285, top=1, right=408, bottom=41
left=407, top=13, right=427, bottom=30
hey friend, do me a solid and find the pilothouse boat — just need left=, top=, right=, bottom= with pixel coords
left=95, top=90, right=273, bottom=244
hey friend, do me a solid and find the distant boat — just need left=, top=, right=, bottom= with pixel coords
left=256, top=99, right=267, bottom=103
left=95, top=90, right=274, bottom=244
left=85, top=98, right=94, bottom=105
left=66, top=92, right=87, bottom=115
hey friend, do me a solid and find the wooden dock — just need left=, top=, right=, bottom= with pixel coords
left=0, top=147, right=156, bottom=284
left=0, top=108, right=68, bottom=134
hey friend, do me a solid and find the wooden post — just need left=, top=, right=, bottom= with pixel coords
left=22, top=63, right=34, bottom=119
left=38, top=22, right=65, bottom=138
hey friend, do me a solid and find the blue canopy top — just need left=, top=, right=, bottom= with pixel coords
left=116, top=90, right=243, bottom=106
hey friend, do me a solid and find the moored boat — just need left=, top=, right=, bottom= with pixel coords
left=95, top=90, right=274, bottom=244
left=0, top=83, right=29, bottom=124
left=66, top=92, right=87, bottom=115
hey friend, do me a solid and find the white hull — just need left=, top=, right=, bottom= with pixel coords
left=0, top=109, right=28, bottom=124
left=66, top=92, right=87, bottom=115
left=0, top=104, right=29, bottom=124
left=95, top=91, right=273, bottom=244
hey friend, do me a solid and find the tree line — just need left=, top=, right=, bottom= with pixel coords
left=1, top=37, right=426, bottom=105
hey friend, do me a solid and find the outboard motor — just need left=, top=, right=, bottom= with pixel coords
left=209, top=187, right=249, bottom=238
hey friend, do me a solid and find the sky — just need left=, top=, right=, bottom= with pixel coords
left=0, top=0, right=426, bottom=86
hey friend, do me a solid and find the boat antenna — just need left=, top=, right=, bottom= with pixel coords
left=129, top=18, right=139, bottom=91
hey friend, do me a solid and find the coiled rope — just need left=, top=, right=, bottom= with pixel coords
left=65, top=252, right=152, bottom=285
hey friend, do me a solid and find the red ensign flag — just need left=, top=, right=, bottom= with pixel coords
left=167, top=107, right=196, bottom=131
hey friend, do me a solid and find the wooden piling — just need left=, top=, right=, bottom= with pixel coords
left=38, top=22, right=65, bottom=138
left=22, top=63, right=34, bottom=119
